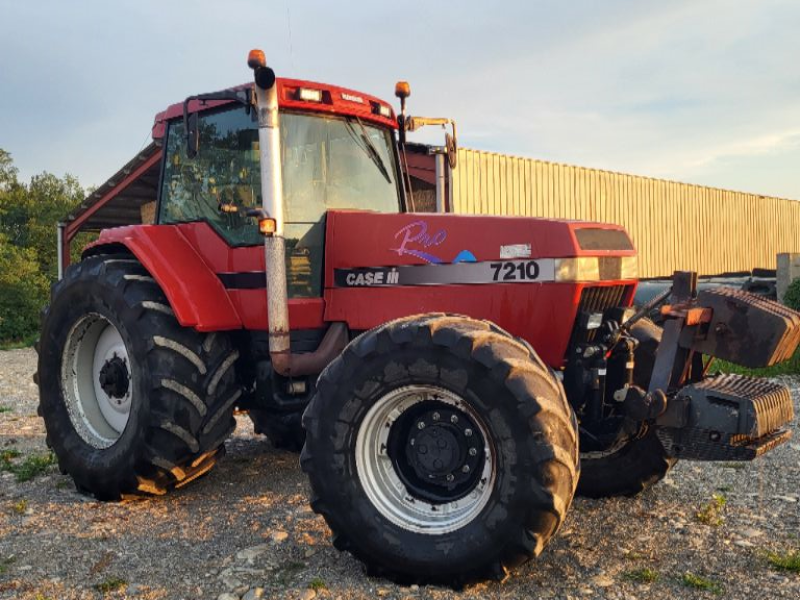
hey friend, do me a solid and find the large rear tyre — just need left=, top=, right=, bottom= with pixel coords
left=37, top=255, right=241, bottom=500
left=576, top=318, right=677, bottom=498
left=301, top=314, right=579, bottom=586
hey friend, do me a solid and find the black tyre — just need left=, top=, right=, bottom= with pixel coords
left=249, top=409, right=305, bottom=452
left=37, top=255, right=241, bottom=500
left=301, top=314, right=579, bottom=586
left=576, top=318, right=677, bottom=498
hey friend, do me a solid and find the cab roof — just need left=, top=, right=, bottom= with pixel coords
left=152, top=78, right=397, bottom=141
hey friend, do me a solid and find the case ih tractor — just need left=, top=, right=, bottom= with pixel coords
left=37, top=50, right=798, bottom=585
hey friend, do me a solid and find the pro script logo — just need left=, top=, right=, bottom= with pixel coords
left=391, top=220, right=476, bottom=264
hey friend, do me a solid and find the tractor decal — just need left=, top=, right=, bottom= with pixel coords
left=391, top=220, right=476, bottom=264
left=333, top=259, right=555, bottom=288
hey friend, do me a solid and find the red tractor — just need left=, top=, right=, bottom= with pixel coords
left=37, top=51, right=797, bottom=585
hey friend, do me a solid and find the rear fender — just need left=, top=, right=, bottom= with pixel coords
left=83, top=225, right=242, bottom=331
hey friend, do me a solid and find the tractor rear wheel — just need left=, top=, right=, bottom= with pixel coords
left=301, top=314, right=579, bottom=586
left=37, top=255, right=241, bottom=500
left=576, top=318, right=677, bottom=498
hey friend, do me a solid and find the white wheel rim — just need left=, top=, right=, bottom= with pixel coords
left=355, top=385, right=496, bottom=535
left=61, top=313, right=133, bottom=449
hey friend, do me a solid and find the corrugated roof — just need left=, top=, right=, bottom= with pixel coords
left=64, top=142, right=162, bottom=236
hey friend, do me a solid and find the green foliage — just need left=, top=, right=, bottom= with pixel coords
left=681, top=572, right=723, bottom=594
left=0, top=555, right=16, bottom=575
left=308, top=577, right=327, bottom=590
left=0, top=448, right=21, bottom=464
left=0, top=148, right=86, bottom=345
left=622, top=567, right=660, bottom=583
left=0, top=232, right=50, bottom=343
left=94, top=577, right=127, bottom=593
left=696, top=493, right=727, bottom=526
left=765, top=548, right=800, bottom=573
left=0, top=450, right=56, bottom=482
left=784, top=277, right=800, bottom=311
left=11, top=499, right=27, bottom=514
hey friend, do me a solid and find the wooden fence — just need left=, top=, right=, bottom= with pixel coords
left=451, top=148, right=800, bottom=278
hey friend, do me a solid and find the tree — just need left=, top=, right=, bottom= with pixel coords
left=0, top=232, right=49, bottom=343
left=0, top=149, right=18, bottom=191
left=0, top=149, right=85, bottom=343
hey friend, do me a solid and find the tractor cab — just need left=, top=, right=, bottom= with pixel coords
left=155, top=79, right=404, bottom=297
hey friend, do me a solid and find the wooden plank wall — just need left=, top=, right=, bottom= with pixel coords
left=451, top=148, right=800, bottom=278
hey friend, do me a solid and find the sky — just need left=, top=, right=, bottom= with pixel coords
left=1, top=0, right=799, bottom=199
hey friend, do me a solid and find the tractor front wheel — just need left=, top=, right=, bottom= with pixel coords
left=37, top=255, right=241, bottom=500
left=301, top=314, right=579, bottom=586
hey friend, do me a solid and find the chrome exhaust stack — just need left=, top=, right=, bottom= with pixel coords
left=248, top=50, right=348, bottom=377
left=248, top=50, right=291, bottom=370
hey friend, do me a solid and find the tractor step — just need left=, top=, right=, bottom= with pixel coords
left=655, top=374, right=794, bottom=461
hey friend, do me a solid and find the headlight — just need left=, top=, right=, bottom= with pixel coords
left=554, top=257, right=600, bottom=282
left=620, top=256, right=637, bottom=279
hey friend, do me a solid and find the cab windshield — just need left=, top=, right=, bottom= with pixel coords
left=159, top=106, right=401, bottom=247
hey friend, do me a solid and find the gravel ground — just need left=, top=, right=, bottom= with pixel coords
left=1, top=347, right=799, bottom=600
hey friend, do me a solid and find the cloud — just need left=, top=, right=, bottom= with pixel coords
left=0, top=0, right=799, bottom=199
left=689, top=130, right=800, bottom=168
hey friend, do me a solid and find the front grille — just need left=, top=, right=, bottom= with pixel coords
left=571, top=285, right=631, bottom=345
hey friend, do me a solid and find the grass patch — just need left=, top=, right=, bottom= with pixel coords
left=11, top=499, right=27, bottom=514
left=696, top=493, right=727, bottom=526
left=622, top=567, right=659, bottom=583
left=765, top=548, right=800, bottom=573
left=711, top=347, right=800, bottom=377
left=308, top=577, right=326, bottom=590
left=0, top=335, right=37, bottom=351
left=0, top=406, right=12, bottom=413
left=681, top=572, right=723, bottom=594
left=94, top=577, right=127, bottom=593
left=0, top=449, right=21, bottom=465
left=55, top=479, right=71, bottom=490
left=0, top=451, right=56, bottom=482
left=0, top=556, right=16, bottom=575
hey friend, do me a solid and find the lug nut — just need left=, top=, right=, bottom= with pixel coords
left=409, top=438, right=415, bottom=446
left=469, top=447, right=477, bottom=456
left=432, top=412, right=440, bottom=421
left=450, top=415, right=459, bottom=424
left=417, top=421, right=426, bottom=429
left=462, top=465, right=470, bottom=473
left=446, top=474, right=454, bottom=482
left=464, top=428, right=472, bottom=437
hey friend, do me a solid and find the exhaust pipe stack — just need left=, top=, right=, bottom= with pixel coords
left=248, top=50, right=348, bottom=377
left=249, top=50, right=291, bottom=371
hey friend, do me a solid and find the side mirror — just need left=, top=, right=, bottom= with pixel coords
left=186, top=112, right=199, bottom=159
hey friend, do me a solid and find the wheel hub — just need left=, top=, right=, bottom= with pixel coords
left=355, top=385, right=496, bottom=534
left=98, top=355, right=130, bottom=400
left=389, top=401, right=486, bottom=504
left=398, top=402, right=485, bottom=502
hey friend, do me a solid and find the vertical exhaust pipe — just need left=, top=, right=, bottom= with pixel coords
left=247, top=50, right=349, bottom=377
left=248, top=51, right=291, bottom=364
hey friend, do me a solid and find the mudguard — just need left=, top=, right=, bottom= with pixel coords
left=83, top=225, right=242, bottom=331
